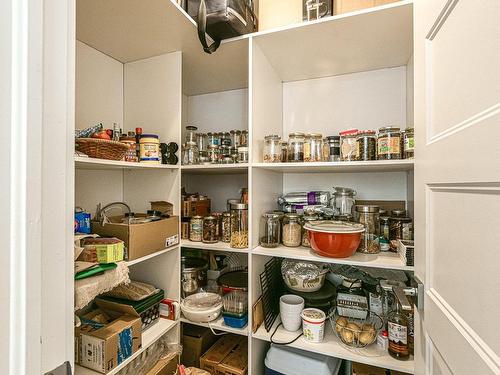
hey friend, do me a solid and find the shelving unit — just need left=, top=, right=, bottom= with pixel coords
left=181, top=163, right=249, bottom=175
left=75, top=156, right=179, bottom=170
left=126, top=245, right=180, bottom=266
left=180, top=315, right=249, bottom=336
left=252, top=160, right=414, bottom=173
left=181, top=239, right=249, bottom=253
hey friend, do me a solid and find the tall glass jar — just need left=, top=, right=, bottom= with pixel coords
left=202, top=216, right=218, bottom=243
left=207, top=132, right=218, bottom=146
left=288, top=132, right=305, bottom=162
left=263, top=135, right=282, bottom=163
left=182, top=126, right=200, bottom=165
left=259, top=213, right=281, bottom=248
left=354, top=205, right=380, bottom=254
left=303, top=134, right=312, bottom=162
left=230, top=203, right=248, bottom=249
left=240, top=130, right=248, bottom=147
left=196, top=133, right=208, bottom=152
left=377, top=127, right=402, bottom=160
left=403, top=127, right=414, bottom=159
left=324, top=136, right=341, bottom=162
left=208, top=144, right=220, bottom=164
left=280, top=141, right=289, bottom=163
left=301, top=214, right=318, bottom=247
left=309, top=133, right=323, bottom=162
left=230, top=130, right=241, bottom=147
left=282, top=213, right=302, bottom=247
left=340, top=129, right=359, bottom=161
left=189, top=216, right=203, bottom=242
left=356, top=130, right=377, bottom=161
left=221, top=212, right=232, bottom=243
left=221, top=132, right=231, bottom=147
left=331, top=187, right=356, bottom=216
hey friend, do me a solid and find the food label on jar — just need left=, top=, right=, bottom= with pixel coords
left=404, top=137, right=414, bottom=151
left=388, top=322, right=407, bottom=344
left=140, top=143, right=159, bottom=161
left=402, top=222, right=413, bottom=240
left=377, top=137, right=400, bottom=155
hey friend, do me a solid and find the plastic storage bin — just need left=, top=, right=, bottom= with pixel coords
left=264, top=344, right=341, bottom=375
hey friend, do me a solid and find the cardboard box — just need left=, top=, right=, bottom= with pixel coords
left=182, top=325, right=218, bottom=368
left=200, top=335, right=244, bottom=374
left=92, top=215, right=179, bottom=261
left=182, top=199, right=211, bottom=218
left=150, top=201, right=174, bottom=216
left=81, top=237, right=124, bottom=263
left=352, top=362, right=407, bottom=375
left=333, top=0, right=400, bottom=15
left=146, top=354, right=179, bottom=375
left=216, top=339, right=248, bottom=375
left=75, top=300, right=142, bottom=374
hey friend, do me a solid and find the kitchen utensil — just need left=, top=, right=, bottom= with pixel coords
left=304, top=220, right=364, bottom=258
left=181, top=257, right=209, bottom=297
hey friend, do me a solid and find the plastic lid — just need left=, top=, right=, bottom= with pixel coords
left=304, top=220, right=365, bottom=234
left=339, top=129, right=358, bottom=136
left=301, top=308, right=326, bottom=322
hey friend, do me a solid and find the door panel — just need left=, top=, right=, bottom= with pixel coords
left=415, top=0, right=500, bottom=374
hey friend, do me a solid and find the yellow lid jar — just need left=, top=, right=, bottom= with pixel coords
left=139, top=134, right=160, bottom=164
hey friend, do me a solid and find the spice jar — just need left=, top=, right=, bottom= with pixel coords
left=282, top=213, right=302, bottom=247
left=354, top=205, right=380, bottom=254
left=389, top=215, right=413, bottom=243
left=324, top=136, right=340, bottom=162
left=207, top=132, right=218, bottom=146
left=379, top=216, right=390, bottom=251
left=202, top=216, right=218, bottom=244
left=237, top=146, right=249, bottom=163
left=303, top=134, right=312, bottom=162
left=301, top=214, right=318, bottom=247
left=377, top=127, right=402, bottom=160
left=221, top=132, right=231, bottom=147
left=356, top=130, right=377, bottom=161
left=403, top=127, right=414, bottom=159
left=196, top=133, right=208, bottom=152
left=260, top=213, right=281, bottom=248
left=280, top=141, right=289, bottom=163
left=189, top=216, right=203, bottom=242
left=208, top=144, right=220, bottom=164
left=182, top=126, right=200, bottom=165
left=263, top=135, right=281, bottom=163
left=340, top=129, right=359, bottom=161
left=230, top=203, right=248, bottom=249
left=221, top=212, right=232, bottom=243
left=240, top=130, right=248, bottom=147
left=309, top=133, right=323, bottom=162
left=288, top=132, right=305, bottom=162
left=230, top=130, right=241, bottom=147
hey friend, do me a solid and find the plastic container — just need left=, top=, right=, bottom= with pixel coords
left=180, top=292, right=222, bottom=323
left=265, top=344, right=342, bottom=375
left=304, top=220, right=365, bottom=258
left=301, top=308, right=326, bottom=342
left=222, top=313, right=248, bottom=328
left=139, top=134, right=160, bottom=163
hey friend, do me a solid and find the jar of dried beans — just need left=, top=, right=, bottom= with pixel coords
left=288, top=132, right=305, bottom=162
left=282, top=213, right=302, bottom=247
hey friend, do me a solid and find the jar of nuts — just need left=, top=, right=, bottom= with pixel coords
left=282, top=213, right=302, bottom=247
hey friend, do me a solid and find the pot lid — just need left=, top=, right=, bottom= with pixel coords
left=304, top=220, right=364, bottom=234
left=217, top=269, right=248, bottom=289
left=285, top=280, right=336, bottom=301
left=181, top=257, right=208, bottom=271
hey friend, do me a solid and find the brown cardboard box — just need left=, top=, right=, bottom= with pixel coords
left=181, top=325, right=218, bottom=368
left=92, top=215, right=179, bottom=261
left=182, top=199, right=211, bottom=218
left=216, top=339, right=248, bottom=375
left=150, top=201, right=174, bottom=216
left=146, top=354, right=179, bottom=375
left=333, top=0, right=400, bottom=15
left=200, top=335, right=244, bottom=374
left=75, top=300, right=142, bottom=374
left=352, top=362, right=407, bottom=375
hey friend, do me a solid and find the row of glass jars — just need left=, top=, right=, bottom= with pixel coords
left=197, top=130, right=248, bottom=151
left=262, top=127, right=414, bottom=163
left=260, top=212, right=320, bottom=248
left=188, top=203, right=248, bottom=249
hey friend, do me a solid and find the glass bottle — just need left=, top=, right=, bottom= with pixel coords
left=263, top=135, right=281, bottom=163
left=259, top=213, right=281, bottom=248
left=288, top=132, right=305, bottom=162
left=388, top=301, right=410, bottom=360
left=339, top=129, right=358, bottom=161
left=282, top=213, right=302, bottom=247
left=354, top=205, right=380, bottom=254
left=230, top=203, right=248, bottom=249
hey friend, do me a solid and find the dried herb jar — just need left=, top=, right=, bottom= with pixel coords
left=202, top=216, right=218, bottom=244
left=356, top=130, right=377, bottom=161
left=189, top=216, right=203, bottom=242
left=260, top=213, right=281, bottom=248
left=354, top=205, right=380, bottom=254
left=263, top=135, right=282, bottom=163
left=282, top=213, right=303, bottom=247
left=377, top=127, right=402, bottom=160
left=403, top=127, right=415, bottom=159
left=288, top=132, right=306, bottom=162
left=340, top=129, right=359, bottom=161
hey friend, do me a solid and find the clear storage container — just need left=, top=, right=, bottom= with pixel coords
left=288, top=132, right=306, bottom=162
left=356, top=130, right=377, bottom=161
left=263, top=135, right=282, bottom=163
left=309, top=133, right=323, bottom=162
left=182, top=126, right=199, bottom=165
left=354, top=205, right=380, bottom=254
left=282, top=213, right=303, bottom=247
left=230, top=203, right=248, bottom=249
left=189, top=216, right=203, bottom=242
left=404, top=127, right=414, bottom=159
left=202, top=216, right=218, bottom=244
left=340, top=129, right=358, bottom=161
left=260, top=213, right=281, bottom=248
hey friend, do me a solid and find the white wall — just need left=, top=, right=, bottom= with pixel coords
left=75, top=41, right=123, bottom=130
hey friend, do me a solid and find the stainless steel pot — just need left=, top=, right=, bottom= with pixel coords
left=181, top=256, right=208, bottom=297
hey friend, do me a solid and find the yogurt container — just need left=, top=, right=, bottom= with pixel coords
left=301, top=308, right=326, bottom=343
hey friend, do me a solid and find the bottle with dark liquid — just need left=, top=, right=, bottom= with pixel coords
left=388, top=299, right=410, bottom=360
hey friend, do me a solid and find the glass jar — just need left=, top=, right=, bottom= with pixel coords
left=182, top=126, right=199, bottom=165
left=356, top=130, right=377, bottom=161
left=189, top=216, right=203, bottom=242
left=377, top=127, right=402, bottom=160
left=207, top=132, right=218, bottom=146
left=221, top=156, right=233, bottom=164
left=202, top=216, right=218, bottom=243
left=280, top=141, right=289, bottom=163
left=221, top=132, right=231, bottom=147
left=379, top=216, right=390, bottom=252
left=208, top=144, right=220, bottom=164
left=288, top=132, right=305, bottom=162
left=263, top=135, right=281, bottom=163
left=282, top=213, right=302, bottom=247
left=230, top=203, right=248, bottom=248
left=403, top=127, right=414, bottom=159
left=221, top=212, right=232, bottom=243
left=230, top=130, right=241, bottom=147
left=331, top=187, right=356, bottom=216
left=309, top=133, right=323, bottom=162
left=196, top=133, right=208, bottom=152
left=240, top=130, right=248, bottom=147
left=301, top=214, right=318, bottom=247
left=303, top=134, right=312, bottom=162
left=354, top=205, right=380, bottom=254
left=389, top=216, right=413, bottom=242
left=238, top=146, right=249, bottom=163
left=259, top=213, right=281, bottom=248
left=340, top=129, right=359, bottom=161
left=324, top=135, right=340, bottom=162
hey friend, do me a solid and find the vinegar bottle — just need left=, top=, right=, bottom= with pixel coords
left=387, top=287, right=412, bottom=360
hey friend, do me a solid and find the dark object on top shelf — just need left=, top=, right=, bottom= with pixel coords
left=186, top=0, right=258, bottom=53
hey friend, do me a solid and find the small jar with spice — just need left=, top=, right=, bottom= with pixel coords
left=189, top=216, right=203, bottom=242
left=202, top=216, right=218, bottom=244
left=207, top=132, right=218, bottom=146
left=263, top=135, right=282, bottom=163
left=403, top=127, right=414, bottom=159
left=208, top=144, right=220, bottom=164
left=237, top=146, right=248, bottom=163
left=240, top=130, right=248, bottom=147
left=309, top=133, right=323, bottom=162
left=303, top=134, right=312, bottom=162
left=354, top=205, right=380, bottom=254
left=230, top=130, right=241, bottom=147
left=377, top=127, right=402, bottom=160
left=340, top=129, right=359, bottom=161
left=282, top=213, right=303, bottom=247
left=288, top=132, right=306, bottom=162
left=356, top=130, right=377, bottom=161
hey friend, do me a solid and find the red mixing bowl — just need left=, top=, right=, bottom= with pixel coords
left=304, top=221, right=365, bottom=258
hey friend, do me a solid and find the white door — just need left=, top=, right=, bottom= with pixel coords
left=414, top=1, right=500, bottom=374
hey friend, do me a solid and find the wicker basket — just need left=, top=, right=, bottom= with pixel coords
left=75, top=138, right=129, bottom=161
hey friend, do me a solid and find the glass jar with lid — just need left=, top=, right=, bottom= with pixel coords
left=196, top=133, right=208, bottom=153
left=303, top=134, right=312, bottom=162
left=260, top=213, right=281, bottom=248
left=230, top=203, right=248, bottom=249
left=389, top=215, right=413, bottom=243
left=377, top=127, right=402, bottom=160
left=189, top=216, right=203, bottom=242
left=202, top=216, right=218, bottom=244
left=356, top=130, right=377, bottom=161
left=403, top=127, right=414, bottom=159
left=221, top=132, right=231, bottom=147
left=354, top=205, right=380, bottom=254
left=207, top=132, right=219, bottom=146
left=208, top=144, right=220, bottom=164
left=379, top=216, right=390, bottom=251
left=380, top=279, right=407, bottom=319
left=240, top=130, right=248, bottom=147
left=340, top=129, right=359, bottom=161
left=263, top=135, right=281, bottom=163
left=324, top=135, right=340, bottom=162
left=331, top=187, right=356, bottom=216
left=309, top=133, right=323, bottom=162
left=237, top=146, right=248, bottom=163
left=182, top=126, right=200, bottom=165
left=280, top=141, right=289, bottom=162
left=230, top=130, right=241, bottom=147
left=301, top=214, right=318, bottom=247
left=282, top=213, right=302, bottom=247
left=288, top=132, right=306, bottom=162
left=221, top=212, right=232, bottom=243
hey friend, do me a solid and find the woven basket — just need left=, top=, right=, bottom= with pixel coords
left=75, top=138, right=129, bottom=161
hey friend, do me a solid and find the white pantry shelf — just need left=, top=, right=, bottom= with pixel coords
left=126, top=245, right=179, bottom=266
left=181, top=239, right=248, bottom=253
left=74, top=156, right=179, bottom=170
left=253, top=319, right=414, bottom=374
left=75, top=318, right=178, bottom=375
left=252, top=245, right=413, bottom=271
left=180, top=315, right=248, bottom=336
left=252, top=160, right=414, bottom=173
left=181, top=163, right=249, bottom=174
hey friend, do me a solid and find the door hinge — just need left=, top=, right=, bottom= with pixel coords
left=44, top=361, right=71, bottom=375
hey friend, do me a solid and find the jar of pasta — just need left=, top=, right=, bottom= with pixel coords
left=309, top=133, right=323, bottom=162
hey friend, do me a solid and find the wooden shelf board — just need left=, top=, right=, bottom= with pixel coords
left=181, top=239, right=249, bottom=253
left=181, top=163, right=249, bottom=174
